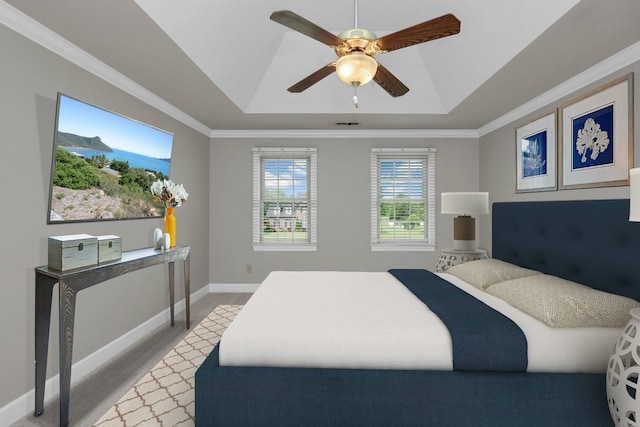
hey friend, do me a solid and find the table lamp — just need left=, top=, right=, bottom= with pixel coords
left=629, top=168, right=640, bottom=221
left=441, top=192, right=489, bottom=250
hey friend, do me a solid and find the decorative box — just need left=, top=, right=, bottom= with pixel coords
left=97, top=235, right=122, bottom=263
left=48, top=234, right=98, bottom=271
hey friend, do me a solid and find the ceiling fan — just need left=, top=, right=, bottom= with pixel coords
left=270, top=1, right=460, bottom=106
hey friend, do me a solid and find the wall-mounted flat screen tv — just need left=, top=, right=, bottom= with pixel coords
left=47, top=93, right=174, bottom=223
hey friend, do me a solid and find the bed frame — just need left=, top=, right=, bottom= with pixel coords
left=196, top=199, right=638, bottom=426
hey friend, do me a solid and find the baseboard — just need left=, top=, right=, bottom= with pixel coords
left=209, top=282, right=260, bottom=293
left=0, top=285, right=210, bottom=426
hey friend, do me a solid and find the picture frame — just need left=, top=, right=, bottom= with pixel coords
left=48, top=93, right=174, bottom=223
left=559, top=74, right=633, bottom=189
left=515, top=111, right=557, bottom=193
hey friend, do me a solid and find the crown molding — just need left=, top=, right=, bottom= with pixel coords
left=0, top=1, right=211, bottom=136
left=210, top=129, right=479, bottom=139
left=479, top=39, right=640, bottom=137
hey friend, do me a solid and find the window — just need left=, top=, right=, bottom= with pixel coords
left=370, top=148, right=436, bottom=251
left=252, top=148, right=317, bottom=251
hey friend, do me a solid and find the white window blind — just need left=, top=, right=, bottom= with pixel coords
left=370, top=148, right=436, bottom=251
left=252, top=148, right=317, bottom=251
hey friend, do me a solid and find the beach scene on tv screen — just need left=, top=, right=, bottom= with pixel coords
left=49, top=94, right=174, bottom=222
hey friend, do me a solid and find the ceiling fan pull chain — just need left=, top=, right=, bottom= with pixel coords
left=353, top=86, right=359, bottom=108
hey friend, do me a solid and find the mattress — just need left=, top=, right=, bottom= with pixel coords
left=220, top=271, right=453, bottom=370
left=219, top=270, right=621, bottom=373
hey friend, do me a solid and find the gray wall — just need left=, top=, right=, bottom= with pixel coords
left=0, top=25, right=210, bottom=410
left=479, top=65, right=640, bottom=252
left=210, top=137, right=480, bottom=284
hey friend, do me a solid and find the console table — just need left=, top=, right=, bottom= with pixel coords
left=34, top=245, right=190, bottom=427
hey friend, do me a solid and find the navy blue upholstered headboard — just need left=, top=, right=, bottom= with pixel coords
left=492, top=199, right=640, bottom=302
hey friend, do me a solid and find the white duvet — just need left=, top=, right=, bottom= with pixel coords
left=219, top=271, right=620, bottom=373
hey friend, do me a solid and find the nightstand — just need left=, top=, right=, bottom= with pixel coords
left=435, top=248, right=488, bottom=272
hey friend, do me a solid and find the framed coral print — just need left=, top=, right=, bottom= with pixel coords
left=516, top=111, right=557, bottom=193
left=559, top=74, right=633, bottom=189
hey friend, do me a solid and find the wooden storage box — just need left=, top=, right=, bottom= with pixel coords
left=48, top=234, right=98, bottom=271
left=97, top=235, right=122, bottom=263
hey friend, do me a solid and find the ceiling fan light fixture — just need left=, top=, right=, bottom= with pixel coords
left=270, top=8, right=460, bottom=97
left=335, top=52, right=378, bottom=87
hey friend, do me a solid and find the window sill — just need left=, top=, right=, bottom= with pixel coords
left=253, top=244, right=317, bottom=252
left=371, top=244, right=436, bottom=252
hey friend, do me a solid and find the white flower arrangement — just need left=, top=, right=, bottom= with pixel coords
left=150, top=179, right=189, bottom=208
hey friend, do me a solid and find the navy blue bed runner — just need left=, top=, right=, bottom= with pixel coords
left=388, top=269, right=528, bottom=372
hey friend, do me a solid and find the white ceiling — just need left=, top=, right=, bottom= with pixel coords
left=134, top=0, right=579, bottom=115
left=3, top=0, right=640, bottom=135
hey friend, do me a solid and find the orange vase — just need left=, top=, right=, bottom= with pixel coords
left=164, top=207, right=176, bottom=248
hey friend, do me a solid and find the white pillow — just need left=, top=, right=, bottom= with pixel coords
left=446, top=258, right=542, bottom=290
left=487, top=274, right=640, bottom=328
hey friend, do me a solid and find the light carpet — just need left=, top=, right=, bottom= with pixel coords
left=93, top=304, right=243, bottom=427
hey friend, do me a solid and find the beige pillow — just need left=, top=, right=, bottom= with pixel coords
left=446, top=258, right=542, bottom=290
left=487, top=275, right=640, bottom=328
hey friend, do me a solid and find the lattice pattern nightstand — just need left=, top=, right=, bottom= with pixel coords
left=435, top=248, right=488, bottom=272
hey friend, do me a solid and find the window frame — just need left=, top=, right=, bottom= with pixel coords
left=370, top=147, right=437, bottom=251
left=252, top=147, right=317, bottom=251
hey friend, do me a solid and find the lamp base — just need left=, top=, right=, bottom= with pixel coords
left=452, top=215, right=475, bottom=250
left=453, top=239, right=476, bottom=251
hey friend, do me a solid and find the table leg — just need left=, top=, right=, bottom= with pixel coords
left=168, top=261, right=175, bottom=327
left=34, top=275, right=55, bottom=416
left=59, top=280, right=77, bottom=427
left=184, top=252, right=191, bottom=330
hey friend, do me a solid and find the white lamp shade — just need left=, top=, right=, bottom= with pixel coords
left=629, top=168, right=640, bottom=221
left=441, top=192, right=489, bottom=215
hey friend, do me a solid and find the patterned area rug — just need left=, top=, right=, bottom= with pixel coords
left=93, top=304, right=243, bottom=427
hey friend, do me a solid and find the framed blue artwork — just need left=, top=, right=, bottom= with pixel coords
left=560, top=74, right=633, bottom=189
left=516, top=111, right=557, bottom=192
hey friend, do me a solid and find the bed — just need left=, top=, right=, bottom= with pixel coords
left=195, top=199, right=640, bottom=426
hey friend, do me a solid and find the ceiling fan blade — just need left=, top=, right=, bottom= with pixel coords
left=270, top=10, right=344, bottom=47
left=376, top=14, right=460, bottom=52
left=287, top=64, right=336, bottom=93
left=373, top=64, right=409, bottom=97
